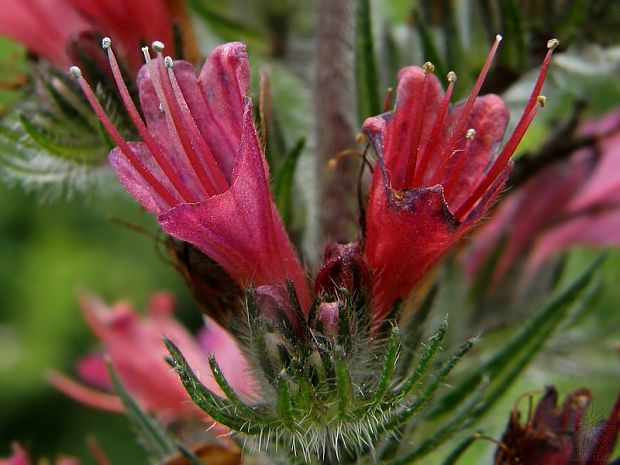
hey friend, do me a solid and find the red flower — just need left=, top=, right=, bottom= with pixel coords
left=0, top=0, right=174, bottom=72
left=362, top=36, right=558, bottom=320
left=71, top=41, right=310, bottom=313
left=49, top=292, right=252, bottom=423
left=495, top=386, right=620, bottom=465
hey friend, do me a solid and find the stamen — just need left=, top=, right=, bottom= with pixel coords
left=103, top=38, right=196, bottom=203
left=404, top=62, right=435, bottom=185
left=165, top=56, right=229, bottom=193
left=152, top=40, right=165, bottom=53
left=69, top=66, right=177, bottom=207
left=455, top=40, right=558, bottom=221
left=431, top=35, right=502, bottom=184
left=143, top=43, right=218, bottom=196
left=455, top=95, right=547, bottom=221
left=383, top=87, right=393, bottom=113
left=413, top=71, right=457, bottom=186
left=443, top=128, right=476, bottom=199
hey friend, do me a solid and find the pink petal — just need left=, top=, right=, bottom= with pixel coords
left=47, top=371, right=124, bottom=413
left=158, top=102, right=310, bottom=312
left=76, top=353, right=110, bottom=390
left=526, top=206, right=620, bottom=274
left=569, top=132, right=620, bottom=212
left=109, top=142, right=180, bottom=214
left=467, top=151, right=595, bottom=281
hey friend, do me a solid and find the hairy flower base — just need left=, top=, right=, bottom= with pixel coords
left=166, top=287, right=475, bottom=462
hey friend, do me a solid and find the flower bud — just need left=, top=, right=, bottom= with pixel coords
left=314, top=242, right=370, bottom=299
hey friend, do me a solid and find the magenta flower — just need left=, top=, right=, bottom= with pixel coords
left=0, top=445, right=79, bottom=465
left=495, top=386, right=620, bottom=465
left=0, top=0, right=174, bottom=72
left=49, top=292, right=251, bottom=423
left=362, top=36, right=557, bottom=320
left=71, top=41, right=310, bottom=313
left=467, top=108, right=620, bottom=282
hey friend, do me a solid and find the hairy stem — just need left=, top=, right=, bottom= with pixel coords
left=315, top=0, right=358, bottom=243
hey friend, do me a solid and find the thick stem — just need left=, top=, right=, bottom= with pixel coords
left=315, top=0, right=357, bottom=244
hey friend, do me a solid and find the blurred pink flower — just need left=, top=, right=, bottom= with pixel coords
left=466, top=108, right=620, bottom=282
left=72, top=41, right=310, bottom=315
left=49, top=292, right=252, bottom=424
left=0, top=0, right=174, bottom=72
left=0, top=445, right=79, bottom=465
left=362, top=37, right=557, bottom=320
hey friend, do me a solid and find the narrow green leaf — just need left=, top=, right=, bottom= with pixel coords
left=468, top=274, right=603, bottom=423
left=354, top=0, right=381, bottom=122
left=185, top=0, right=266, bottom=46
left=394, top=378, right=488, bottom=464
left=412, top=9, right=447, bottom=81
left=277, top=371, right=297, bottom=430
left=272, top=138, right=305, bottom=227
left=440, top=433, right=480, bottom=465
left=165, top=339, right=262, bottom=434
left=396, top=284, right=439, bottom=379
left=439, top=0, right=461, bottom=71
left=468, top=234, right=507, bottom=302
left=498, top=0, right=526, bottom=68
left=368, top=326, right=400, bottom=407
left=556, top=0, right=588, bottom=44
left=19, top=114, right=103, bottom=163
left=394, top=318, right=448, bottom=399
left=107, top=362, right=176, bottom=460
left=208, top=354, right=266, bottom=421
left=384, top=336, right=476, bottom=429
left=429, top=255, right=604, bottom=418
left=335, top=347, right=353, bottom=418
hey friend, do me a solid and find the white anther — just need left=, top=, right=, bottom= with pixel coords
left=447, top=71, right=457, bottom=82
left=69, top=66, right=82, bottom=79
left=423, top=62, right=435, bottom=74
left=496, top=34, right=503, bottom=42
left=101, top=37, right=111, bottom=49
left=164, top=56, right=173, bottom=68
left=466, top=128, right=476, bottom=140
left=547, top=38, right=560, bottom=50
left=152, top=41, right=165, bottom=53
left=537, top=95, right=547, bottom=107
